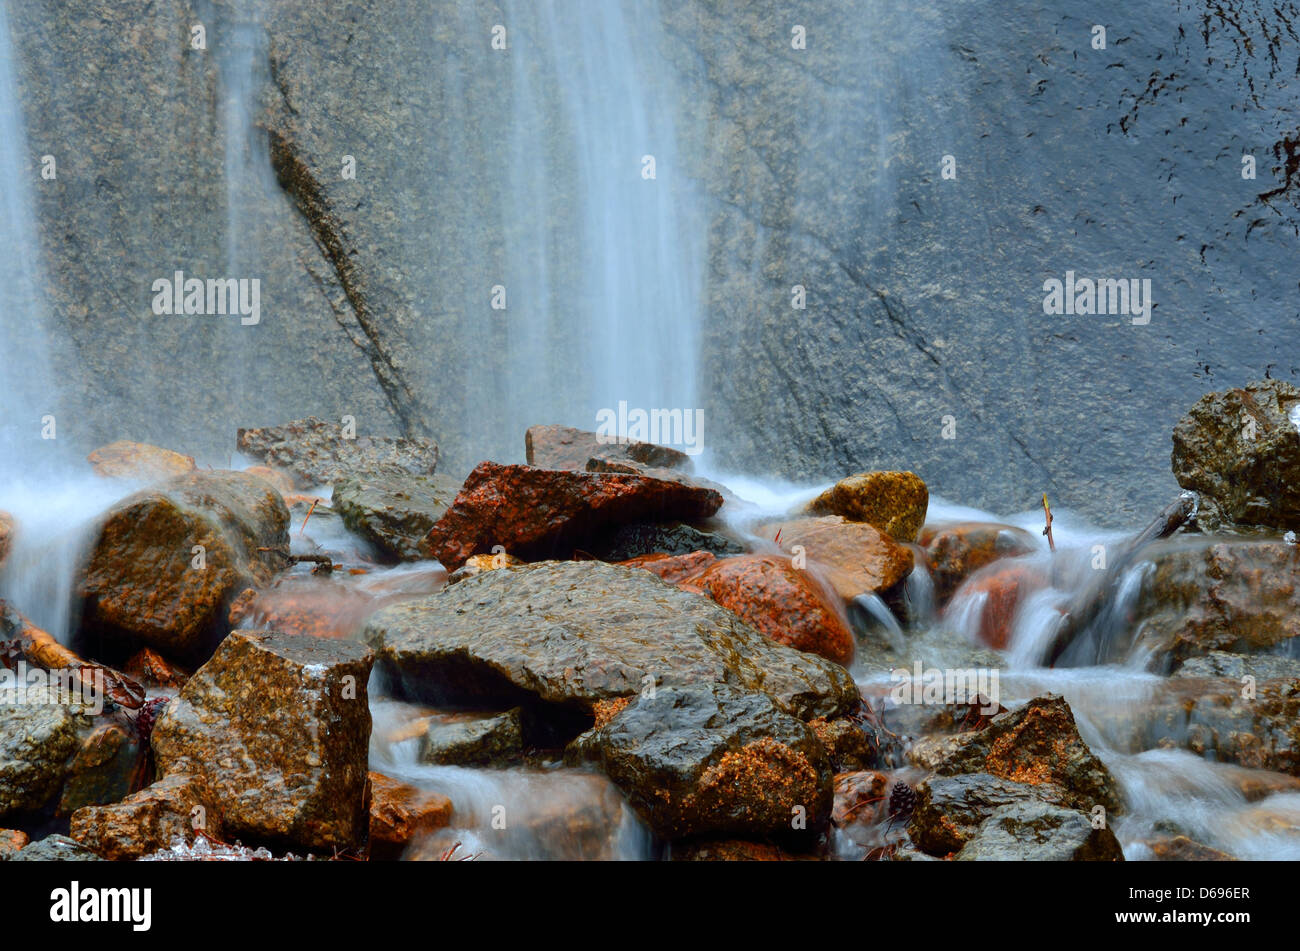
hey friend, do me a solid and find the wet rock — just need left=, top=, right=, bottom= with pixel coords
left=78, top=470, right=290, bottom=663
left=805, top=471, right=929, bottom=543
left=954, top=800, right=1123, bottom=861
left=595, top=521, right=744, bottom=562
left=1128, top=539, right=1300, bottom=670
left=368, top=772, right=453, bottom=860
left=762, top=515, right=914, bottom=601
left=681, top=555, right=855, bottom=665
left=445, top=551, right=525, bottom=585
left=669, top=839, right=814, bottom=861
left=0, top=511, right=12, bottom=567
left=152, top=630, right=374, bottom=852
left=619, top=550, right=719, bottom=585
left=332, top=471, right=462, bottom=560
left=526, top=424, right=691, bottom=472
left=69, top=774, right=220, bottom=861
left=237, top=417, right=439, bottom=489
left=244, top=465, right=297, bottom=497
left=421, top=462, right=723, bottom=571
left=87, top=440, right=196, bottom=482
left=0, top=698, right=81, bottom=819
left=6, top=834, right=104, bottom=862
left=57, top=714, right=147, bottom=817
left=122, top=648, right=190, bottom=689
left=919, top=522, right=1038, bottom=605
left=1122, top=677, right=1300, bottom=776
left=920, top=694, right=1121, bottom=812
left=364, top=561, right=858, bottom=721
left=832, top=770, right=890, bottom=827
left=1146, top=835, right=1236, bottom=861
left=590, top=683, right=833, bottom=840
left=947, top=558, right=1049, bottom=650
left=1171, top=380, right=1300, bottom=531
left=420, top=708, right=524, bottom=767
left=1176, top=651, right=1300, bottom=682
left=0, top=829, right=28, bottom=857
left=908, top=772, right=1071, bottom=855
left=809, top=717, right=879, bottom=772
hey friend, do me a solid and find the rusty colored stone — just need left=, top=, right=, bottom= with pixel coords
left=805, top=471, right=929, bottom=542
left=919, top=521, right=1037, bottom=605
left=87, top=440, right=195, bottom=482
left=762, top=515, right=914, bottom=601
left=244, top=465, right=296, bottom=496
left=421, top=462, right=723, bottom=571
left=368, top=771, right=453, bottom=860
left=949, top=558, right=1048, bottom=650
left=122, top=647, right=190, bottom=688
left=618, top=550, right=718, bottom=585
left=832, top=770, right=890, bottom=827
left=70, top=773, right=221, bottom=860
left=0, top=828, right=29, bottom=857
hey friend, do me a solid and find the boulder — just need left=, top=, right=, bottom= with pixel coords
left=954, top=800, right=1124, bottom=861
left=619, top=550, right=719, bottom=585
left=0, top=829, right=28, bottom=858
left=590, top=683, right=833, bottom=840
left=363, top=561, right=858, bottom=722
left=69, top=773, right=221, bottom=860
left=805, top=471, right=929, bottom=543
left=0, top=697, right=81, bottom=819
left=526, top=424, right=691, bottom=472
left=78, top=470, right=290, bottom=662
left=243, top=465, right=297, bottom=497
left=87, top=440, right=195, bottom=481
left=151, top=630, right=374, bottom=852
left=332, top=471, right=462, bottom=560
left=56, top=714, right=147, bottom=817
left=919, top=694, right=1122, bottom=812
left=946, top=558, right=1049, bottom=650
left=909, top=772, right=1071, bottom=855
left=419, top=708, right=524, bottom=767
left=681, top=555, right=855, bottom=665
left=237, top=417, right=439, bottom=488
left=762, top=515, right=914, bottom=601
left=919, top=522, right=1038, bottom=605
left=809, top=718, right=880, bottom=773
left=595, top=521, right=744, bottom=562
left=1127, top=539, right=1300, bottom=670
left=421, top=462, right=723, bottom=571
left=1171, top=379, right=1300, bottom=531
left=6, top=834, right=104, bottom=862
left=368, top=772, right=453, bottom=860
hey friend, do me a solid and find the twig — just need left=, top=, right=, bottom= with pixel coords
left=298, top=498, right=319, bottom=537
left=1041, top=493, right=1056, bottom=553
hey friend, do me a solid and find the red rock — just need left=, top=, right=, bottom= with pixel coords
left=122, top=648, right=190, bottom=688
left=950, top=559, right=1048, bottom=650
left=368, top=771, right=453, bottom=860
left=919, top=521, right=1038, bottom=605
left=421, top=462, right=723, bottom=571
left=762, top=515, right=913, bottom=601
left=619, top=550, right=718, bottom=585
left=683, top=555, right=855, bottom=666
left=244, top=465, right=296, bottom=497
left=0, top=828, right=29, bottom=857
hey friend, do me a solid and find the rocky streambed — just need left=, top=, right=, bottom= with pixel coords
left=2, top=381, right=1300, bottom=861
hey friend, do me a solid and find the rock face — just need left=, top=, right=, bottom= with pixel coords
left=682, top=555, right=855, bottom=665
left=918, top=695, right=1122, bottom=813
left=920, top=522, right=1038, bottom=605
left=78, top=471, right=290, bottom=662
left=763, top=515, right=914, bottom=600
left=420, top=709, right=525, bottom=767
left=70, top=774, right=221, bottom=861
left=332, top=471, right=461, bottom=560
left=590, top=684, right=833, bottom=840
left=806, top=472, right=929, bottom=543
left=0, top=699, right=81, bottom=819
left=1127, top=539, right=1300, bottom=671
left=1172, top=380, right=1300, bottom=531
left=151, top=630, right=374, bottom=852
left=526, top=425, right=692, bottom=472
left=87, top=440, right=195, bottom=482
left=954, top=801, right=1124, bottom=861
left=420, top=462, right=724, bottom=571
left=237, top=418, right=439, bottom=488
left=363, top=561, right=858, bottom=721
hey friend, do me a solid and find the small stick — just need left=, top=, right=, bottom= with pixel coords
left=298, top=498, right=319, bottom=537
left=1041, top=493, right=1056, bottom=553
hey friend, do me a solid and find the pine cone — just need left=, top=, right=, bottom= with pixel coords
left=887, top=780, right=916, bottom=822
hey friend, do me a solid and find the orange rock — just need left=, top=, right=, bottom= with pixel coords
left=122, top=648, right=190, bottom=688
left=0, top=828, right=29, bottom=857
left=805, top=471, right=928, bottom=542
left=684, top=555, right=855, bottom=666
left=950, top=559, right=1047, bottom=650
left=244, top=465, right=296, bottom=496
left=832, top=770, right=890, bottom=827
left=618, top=550, right=717, bottom=585
left=87, top=440, right=195, bottom=481
left=762, top=515, right=913, bottom=601
left=369, top=772, right=453, bottom=860
left=918, top=521, right=1037, bottom=605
